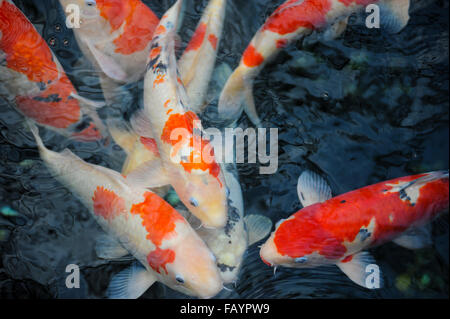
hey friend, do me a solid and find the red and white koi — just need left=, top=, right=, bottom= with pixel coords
left=57, top=0, right=159, bottom=103
left=260, top=170, right=449, bottom=288
left=178, top=0, right=227, bottom=113
left=140, top=0, right=228, bottom=229
left=28, top=122, right=223, bottom=299
left=218, top=0, right=410, bottom=126
left=0, top=0, right=106, bottom=141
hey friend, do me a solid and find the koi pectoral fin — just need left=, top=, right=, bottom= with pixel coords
left=392, top=224, right=432, bottom=250
left=337, top=251, right=383, bottom=289
left=107, top=262, right=156, bottom=299
left=245, top=214, right=273, bottom=246
left=125, top=158, right=170, bottom=189
left=297, top=170, right=332, bottom=208
left=95, top=234, right=131, bottom=260
left=86, top=41, right=128, bottom=83
left=107, top=119, right=139, bottom=154
left=378, top=0, right=410, bottom=34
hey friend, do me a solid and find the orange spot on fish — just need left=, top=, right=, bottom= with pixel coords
left=242, top=45, right=265, bottom=67
left=0, top=1, right=59, bottom=84
left=153, top=74, right=166, bottom=87
left=92, top=186, right=126, bottom=221
left=140, top=136, right=160, bottom=156
left=150, top=46, right=161, bottom=60
left=208, top=34, right=218, bottom=50
left=130, top=191, right=184, bottom=246
left=97, top=0, right=159, bottom=55
left=147, top=247, right=175, bottom=274
left=154, top=24, right=167, bottom=36
left=185, top=22, right=207, bottom=52
left=166, top=108, right=173, bottom=115
left=164, top=99, right=171, bottom=108
left=15, top=76, right=81, bottom=129
left=262, top=0, right=332, bottom=35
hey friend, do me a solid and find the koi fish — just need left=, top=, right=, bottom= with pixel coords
left=0, top=0, right=106, bottom=141
left=181, top=161, right=272, bottom=284
left=218, top=0, right=411, bottom=126
left=260, top=170, right=449, bottom=288
left=178, top=0, right=227, bottom=113
left=57, top=0, right=159, bottom=104
left=137, top=0, right=228, bottom=228
left=28, top=122, right=223, bottom=299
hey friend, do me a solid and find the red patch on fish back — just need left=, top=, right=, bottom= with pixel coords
left=0, top=1, right=59, bottom=84
left=161, top=112, right=222, bottom=184
left=185, top=22, right=207, bottom=52
left=97, top=0, right=159, bottom=55
left=15, top=76, right=81, bottom=129
left=274, top=173, right=449, bottom=260
left=140, top=136, right=160, bottom=156
left=242, top=45, right=265, bottom=67
left=208, top=34, right=218, bottom=50
left=262, top=0, right=332, bottom=35
left=130, top=191, right=184, bottom=246
left=92, top=186, right=126, bottom=221
left=147, top=247, right=175, bottom=274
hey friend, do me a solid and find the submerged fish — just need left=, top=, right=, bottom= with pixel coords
left=260, top=170, right=449, bottom=288
left=0, top=0, right=106, bottom=141
left=139, top=0, right=228, bottom=229
left=178, top=0, right=227, bottom=113
left=28, top=122, right=223, bottom=299
left=57, top=0, right=159, bottom=103
left=218, top=0, right=411, bottom=126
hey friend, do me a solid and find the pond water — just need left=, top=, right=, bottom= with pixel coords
left=0, top=0, right=448, bottom=298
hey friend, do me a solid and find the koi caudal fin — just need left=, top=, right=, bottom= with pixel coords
left=218, top=67, right=262, bottom=127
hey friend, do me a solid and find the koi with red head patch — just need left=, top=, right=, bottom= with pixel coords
left=140, top=0, right=228, bottom=229
left=260, top=169, right=449, bottom=288
left=218, top=0, right=411, bottom=126
left=0, top=0, right=106, bottom=141
left=178, top=0, right=227, bottom=113
left=28, top=121, right=223, bottom=299
left=57, top=0, right=159, bottom=104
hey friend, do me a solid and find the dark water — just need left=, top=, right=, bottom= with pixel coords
left=0, top=0, right=448, bottom=298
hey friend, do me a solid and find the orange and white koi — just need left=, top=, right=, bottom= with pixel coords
left=28, top=122, right=223, bottom=299
left=218, top=0, right=410, bottom=126
left=0, top=0, right=106, bottom=141
left=260, top=170, right=449, bottom=288
left=57, top=0, right=159, bottom=103
left=178, top=0, right=227, bottom=113
left=140, top=0, right=228, bottom=228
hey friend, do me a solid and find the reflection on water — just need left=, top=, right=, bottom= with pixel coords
left=0, top=0, right=448, bottom=298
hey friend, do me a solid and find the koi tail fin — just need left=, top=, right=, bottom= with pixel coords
left=218, top=67, right=262, bottom=126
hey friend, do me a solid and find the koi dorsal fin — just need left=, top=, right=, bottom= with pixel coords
left=297, top=170, right=332, bottom=207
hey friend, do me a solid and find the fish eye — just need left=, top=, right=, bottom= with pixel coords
left=85, top=0, right=96, bottom=6
left=175, top=275, right=184, bottom=284
left=189, top=197, right=199, bottom=207
left=295, top=256, right=308, bottom=264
